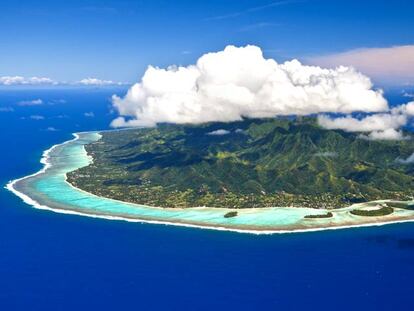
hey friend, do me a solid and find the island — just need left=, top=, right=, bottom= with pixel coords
left=350, top=204, right=394, bottom=217
left=304, top=212, right=333, bottom=219
left=224, top=211, right=238, bottom=218
left=67, top=117, right=414, bottom=209
left=6, top=117, right=414, bottom=234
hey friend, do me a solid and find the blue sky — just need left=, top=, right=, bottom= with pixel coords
left=1, top=0, right=413, bottom=85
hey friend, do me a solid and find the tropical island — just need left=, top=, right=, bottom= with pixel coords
left=7, top=122, right=414, bottom=234
left=66, top=117, right=414, bottom=210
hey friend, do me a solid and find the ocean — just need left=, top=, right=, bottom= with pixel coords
left=1, top=87, right=414, bottom=310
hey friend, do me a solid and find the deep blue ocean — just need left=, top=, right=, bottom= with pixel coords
left=1, top=87, right=414, bottom=310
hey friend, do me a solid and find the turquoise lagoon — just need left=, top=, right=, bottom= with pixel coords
left=8, top=132, right=414, bottom=233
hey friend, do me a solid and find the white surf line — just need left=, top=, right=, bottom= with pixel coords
left=6, top=133, right=80, bottom=187
left=5, top=131, right=414, bottom=235
left=5, top=133, right=82, bottom=206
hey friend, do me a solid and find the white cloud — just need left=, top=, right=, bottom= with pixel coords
left=18, top=99, right=43, bottom=106
left=84, top=111, right=95, bottom=117
left=0, top=76, right=56, bottom=85
left=309, top=45, right=414, bottom=85
left=78, top=78, right=125, bottom=86
left=49, top=99, right=67, bottom=105
left=45, top=127, right=59, bottom=131
left=29, top=115, right=45, bottom=120
left=111, top=45, right=388, bottom=128
left=360, top=129, right=405, bottom=141
left=391, top=101, right=414, bottom=116
left=207, top=129, right=231, bottom=136
left=397, top=153, right=414, bottom=164
left=318, top=100, right=414, bottom=140
left=318, top=113, right=407, bottom=133
left=0, top=76, right=126, bottom=87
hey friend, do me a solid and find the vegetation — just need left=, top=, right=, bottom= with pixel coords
left=304, top=212, right=333, bottom=219
left=350, top=206, right=394, bottom=216
left=386, top=201, right=414, bottom=209
left=224, top=211, right=238, bottom=218
left=67, top=117, right=414, bottom=209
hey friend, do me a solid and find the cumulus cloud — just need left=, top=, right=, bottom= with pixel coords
left=318, top=113, right=407, bottom=133
left=207, top=129, right=231, bottom=136
left=111, top=45, right=388, bottom=128
left=309, top=45, right=414, bottom=85
left=84, top=111, right=95, bottom=117
left=318, top=101, right=414, bottom=140
left=391, top=101, right=414, bottom=116
left=360, top=128, right=405, bottom=141
left=18, top=99, right=43, bottom=106
left=397, top=153, right=414, bottom=164
left=29, top=115, right=45, bottom=120
left=0, top=75, right=126, bottom=87
left=78, top=78, right=125, bottom=86
left=110, top=45, right=414, bottom=140
left=0, top=76, right=56, bottom=85
left=317, top=104, right=414, bottom=140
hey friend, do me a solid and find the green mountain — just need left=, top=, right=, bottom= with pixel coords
left=67, top=118, right=414, bottom=208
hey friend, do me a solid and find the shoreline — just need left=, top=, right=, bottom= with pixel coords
left=5, top=131, right=414, bottom=235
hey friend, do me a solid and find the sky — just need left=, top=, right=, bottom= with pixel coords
left=0, top=0, right=413, bottom=86
left=1, top=0, right=414, bottom=140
